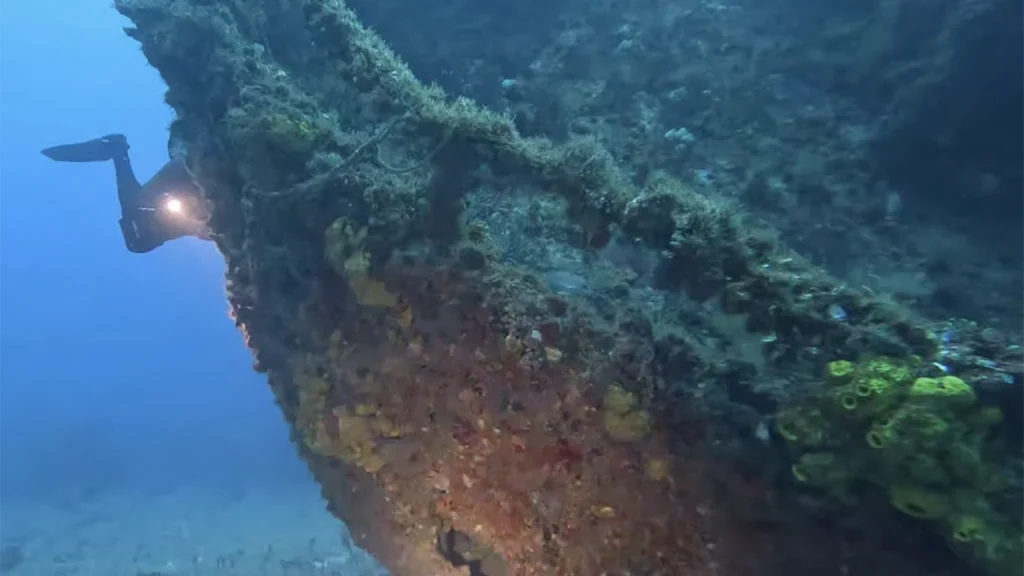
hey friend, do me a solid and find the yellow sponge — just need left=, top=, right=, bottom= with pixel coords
left=909, top=376, right=976, bottom=407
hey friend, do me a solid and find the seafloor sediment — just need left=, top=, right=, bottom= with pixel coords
left=112, top=1, right=1022, bottom=575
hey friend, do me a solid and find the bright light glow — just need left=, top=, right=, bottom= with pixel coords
left=164, top=197, right=183, bottom=214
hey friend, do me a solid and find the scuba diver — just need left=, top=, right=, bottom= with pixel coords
left=41, top=133, right=211, bottom=253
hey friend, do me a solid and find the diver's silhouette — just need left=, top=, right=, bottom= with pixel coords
left=41, top=134, right=210, bottom=253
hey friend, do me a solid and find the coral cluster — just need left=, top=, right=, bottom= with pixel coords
left=777, top=357, right=1022, bottom=575
left=601, top=383, right=652, bottom=443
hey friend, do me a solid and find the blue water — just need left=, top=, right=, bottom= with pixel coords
left=0, top=4, right=382, bottom=574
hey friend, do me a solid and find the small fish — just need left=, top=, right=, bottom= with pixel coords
left=544, top=270, right=588, bottom=295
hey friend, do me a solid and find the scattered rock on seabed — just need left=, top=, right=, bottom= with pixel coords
left=0, top=543, right=24, bottom=573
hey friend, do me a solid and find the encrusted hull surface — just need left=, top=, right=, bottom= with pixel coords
left=112, top=1, right=1015, bottom=575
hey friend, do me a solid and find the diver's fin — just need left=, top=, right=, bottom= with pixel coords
left=41, top=134, right=129, bottom=163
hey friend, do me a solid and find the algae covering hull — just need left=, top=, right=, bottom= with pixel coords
left=113, top=0, right=986, bottom=575
left=280, top=263, right=721, bottom=576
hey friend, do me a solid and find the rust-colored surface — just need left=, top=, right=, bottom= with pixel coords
left=270, top=267, right=722, bottom=575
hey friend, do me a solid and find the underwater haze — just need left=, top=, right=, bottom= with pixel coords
left=0, top=3, right=382, bottom=575
left=2, top=0, right=1021, bottom=575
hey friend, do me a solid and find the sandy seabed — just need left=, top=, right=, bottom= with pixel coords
left=0, top=480, right=388, bottom=576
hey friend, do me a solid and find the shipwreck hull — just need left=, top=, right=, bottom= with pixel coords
left=112, top=1, right=1014, bottom=575
left=283, top=263, right=722, bottom=575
